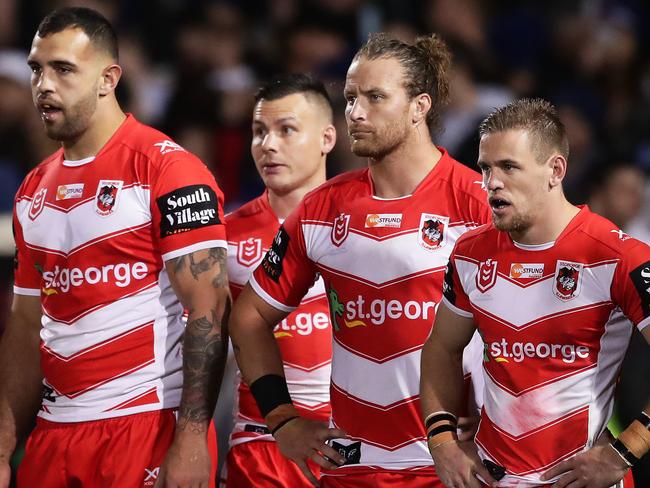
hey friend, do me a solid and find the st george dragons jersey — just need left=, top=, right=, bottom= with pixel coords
left=442, top=207, right=650, bottom=486
left=13, top=115, right=227, bottom=422
left=226, top=192, right=332, bottom=446
left=250, top=149, right=490, bottom=474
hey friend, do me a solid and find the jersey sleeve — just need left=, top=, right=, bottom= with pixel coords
left=441, top=246, right=474, bottom=318
left=151, top=154, right=227, bottom=261
left=249, top=201, right=318, bottom=312
left=612, top=238, right=650, bottom=331
left=12, top=197, right=41, bottom=296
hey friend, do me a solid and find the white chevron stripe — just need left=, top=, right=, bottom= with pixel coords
left=285, top=363, right=331, bottom=408
left=482, top=365, right=595, bottom=438
left=17, top=185, right=152, bottom=255
left=455, top=259, right=618, bottom=328
left=40, top=271, right=182, bottom=356
left=331, top=338, right=421, bottom=407
left=303, top=222, right=471, bottom=285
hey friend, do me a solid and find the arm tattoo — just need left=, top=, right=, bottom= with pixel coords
left=170, top=247, right=228, bottom=288
left=172, top=246, right=231, bottom=432
left=177, top=307, right=230, bottom=433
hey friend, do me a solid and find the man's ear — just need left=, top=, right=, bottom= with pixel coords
left=98, top=64, right=122, bottom=97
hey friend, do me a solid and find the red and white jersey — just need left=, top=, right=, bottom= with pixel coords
left=250, top=149, right=490, bottom=474
left=13, top=115, right=227, bottom=423
left=226, top=192, right=332, bottom=446
left=443, top=207, right=650, bottom=486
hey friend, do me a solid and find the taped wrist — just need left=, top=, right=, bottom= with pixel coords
left=249, top=374, right=292, bottom=418
left=425, top=411, right=458, bottom=451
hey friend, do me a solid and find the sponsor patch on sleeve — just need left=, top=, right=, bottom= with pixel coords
left=261, top=226, right=290, bottom=282
left=157, top=184, right=220, bottom=237
left=442, top=260, right=457, bottom=304
left=629, top=260, right=650, bottom=317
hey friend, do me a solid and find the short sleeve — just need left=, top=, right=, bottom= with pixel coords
left=612, top=238, right=650, bottom=331
left=151, top=154, right=227, bottom=261
left=13, top=200, right=41, bottom=296
left=250, top=201, right=318, bottom=312
left=441, top=248, right=474, bottom=318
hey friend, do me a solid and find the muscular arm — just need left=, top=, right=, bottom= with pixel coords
left=167, top=247, right=231, bottom=435
left=0, top=295, right=43, bottom=486
left=420, top=303, right=494, bottom=488
left=229, top=283, right=288, bottom=386
left=157, top=247, right=230, bottom=487
left=420, top=303, right=477, bottom=419
left=229, top=284, right=346, bottom=484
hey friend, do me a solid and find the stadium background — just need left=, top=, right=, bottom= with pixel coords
left=0, top=0, right=649, bottom=485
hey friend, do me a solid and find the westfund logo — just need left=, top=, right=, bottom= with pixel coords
left=261, top=226, right=289, bottom=282
left=630, top=260, right=650, bottom=317
left=157, top=185, right=219, bottom=237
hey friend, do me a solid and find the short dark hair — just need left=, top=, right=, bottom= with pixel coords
left=354, top=33, right=451, bottom=133
left=254, top=73, right=333, bottom=122
left=479, top=98, right=570, bottom=162
left=37, top=7, right=118, bottom=61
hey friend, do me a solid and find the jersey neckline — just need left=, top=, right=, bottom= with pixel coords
left=367, top=146, right=452, bottom=201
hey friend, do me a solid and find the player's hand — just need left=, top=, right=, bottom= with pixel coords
left=0, top=457, right=11, bottom=488
left=430, top=440, right=496, bottom=488
left=273, top=417, right=347, bottom=487
left=155, top=430, right=211, bottom=488
left=540, top=443, right=629, bottom=488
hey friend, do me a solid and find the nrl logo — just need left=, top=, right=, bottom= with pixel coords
left=553, top=260, right=583, bottom=301
left=29, top=188, right=47, bottom=221
left=476, top=258, right=498, bottom=293
left=418, top=213, right=448, bottom=251
left=95, top=180, right=123, bottom=216
left=331, top=213, right=350, bottom=247
left=237, top=237, right=262, bottom=267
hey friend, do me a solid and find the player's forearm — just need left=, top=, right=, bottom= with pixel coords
left=177, top=297, right=230, bottom=435
left=0, top=317, right=43, bottom=457
left=231, top=320, right=285, bottom=385
left=420, top=335, right=465, bottom=419
left=229, top=291, right=286, bottom=384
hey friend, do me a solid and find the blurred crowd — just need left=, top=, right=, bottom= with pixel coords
left=1, top=0, right=650, bottom=213
left=1, top=0, right=649, bottom=482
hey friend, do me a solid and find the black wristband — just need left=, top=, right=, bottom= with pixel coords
left=249, top=374, right=293, bottom=418
left=611, top=439, right=639, bottom=467
left=427, top=424, right=457, bottom=440
left=271, top=415, right=299, bottom=436
left=636, top=411, right=650, bottom=430
left=425, top=412, right=457, bottom=430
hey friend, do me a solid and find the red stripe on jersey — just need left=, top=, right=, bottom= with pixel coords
left=475, top=406, right=589, bottom=476
left=42, top=322, right=155, bottom=397
left=107, top=387, right=160, bottom=411
left=330, top=381, right=424, bottom=450
left=477, top=306, right=610, bottom=394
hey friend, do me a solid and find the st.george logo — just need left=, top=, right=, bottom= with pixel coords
left=418, top=213, right=448, bottom=251
left=29, top=188, right=47, bottom=221
left=554, top=260, right=583, bottom=301
left=95, top=180, right=123, bottom=216
left=476, top=258, right=498, bottom=293
left=331, top=213, right=350, bottom=247
left=237, top=237, right=262, bottom=267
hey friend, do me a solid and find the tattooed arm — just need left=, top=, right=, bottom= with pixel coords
left=156, top=247, right=231, bottom=488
